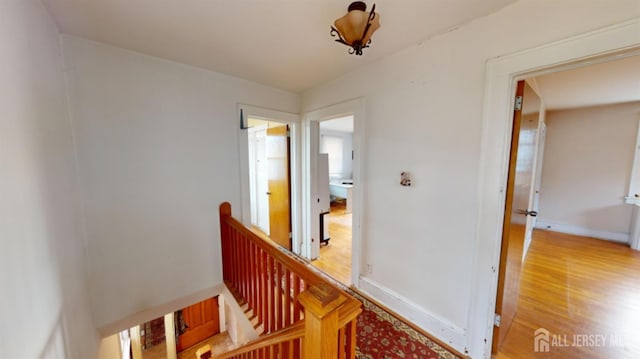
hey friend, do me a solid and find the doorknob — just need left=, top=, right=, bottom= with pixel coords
left=266, top=192, right=271, bottom=195
left=516, top=209, right=538, bottom=217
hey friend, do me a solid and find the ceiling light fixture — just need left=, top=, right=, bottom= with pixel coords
left=331, top=1, right=380, bottom=56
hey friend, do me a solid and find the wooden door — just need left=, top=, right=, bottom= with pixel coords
left=176, top=296, right=220, bottom=352
left=492, top=81, right=541, bottom=352
left=527, top=122, right=546, bottom=241
left=267, top=124, right=292, bottom=250
left=520, top=84, right=543, bottom=257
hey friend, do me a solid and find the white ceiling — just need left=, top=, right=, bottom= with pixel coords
left=535, top=54, right=640, bottom=110
left=42, top=0, right=515, bottom=92
left=320, top=115, right=354, bottom=133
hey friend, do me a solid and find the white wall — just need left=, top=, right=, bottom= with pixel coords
left=302, top=0, right=640, bottom=354
left=61, top=36, right=300, bottom=330
left=0, top=1, right=98, bottom=358
left=319, top=129, right=353, bottom=180
left=537, top=102, right=639, bottom=241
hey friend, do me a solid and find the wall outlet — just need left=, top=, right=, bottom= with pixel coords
left=366, top=264, right=373, bottom=274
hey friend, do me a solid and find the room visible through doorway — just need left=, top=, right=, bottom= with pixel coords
left=311, top=115, right=354, bottom=285
left=247, top=117, right=292, bottom=250
left=492, top=53, right=640, bottom=357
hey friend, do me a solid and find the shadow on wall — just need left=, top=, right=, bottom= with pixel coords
left=39, top=312, right=69, bottom=359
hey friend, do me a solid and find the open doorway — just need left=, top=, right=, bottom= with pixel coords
left=124, top=296, right=232, bottom=359
left=492, top=54, right=640, bottom=358
left=302, top=99, right=364, bottom=287
left=237, top=105, right=301, bottom=254
left=247, top=118, right=292, bottom=249
left=311, top=116, right=354, bottom=285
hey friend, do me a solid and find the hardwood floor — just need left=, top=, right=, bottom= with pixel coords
left=141, top=340, right=167, bottom=359
left=177, top=331, right=235, bottom=359
left=311, top=201, right=352, bottom=285
left=494, top=229, right=640, bottom=358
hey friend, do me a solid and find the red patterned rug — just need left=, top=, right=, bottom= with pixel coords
left=350, top=291, right=461, bottom=359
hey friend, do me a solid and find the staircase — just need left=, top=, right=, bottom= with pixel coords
left=215, top=202, right=362, bottom=359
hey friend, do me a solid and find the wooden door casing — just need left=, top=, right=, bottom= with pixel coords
left=176, top=296, right=220, bottom=352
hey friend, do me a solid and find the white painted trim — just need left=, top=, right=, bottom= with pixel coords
left=358, top=277, right=467, bottom=354
left=163, top=313, right=177, bottom=359
left=237, top=104, right=302, bottom=255
left=629, top=205, right=640, bottom=250
left=129, top=326, right=142, bottom=359
left=625, top=196, right=640, bottom=205
left=627, top=120, right=640, bottom=199
left=302, top=98, right=365, bottom=286
left=470, top=18, right=640, bottom=359
left=534, top=220, right=629, bottom=243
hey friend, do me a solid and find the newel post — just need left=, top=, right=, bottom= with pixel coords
left=298, top=284, right=347, bottom=359
left=219, top=202, right=231, bottom=222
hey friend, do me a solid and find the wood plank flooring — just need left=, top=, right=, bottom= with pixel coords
left=177, top=331, right=235, bottom=359
left=494, top=229, right=640, bottom=358
left=140, top=331, right=234, bottom=359
left=311, top=201, right=352, bottom=285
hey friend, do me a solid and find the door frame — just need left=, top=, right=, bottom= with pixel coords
left=302, top=98, right=365, bottom=286
left=247, top=124, right=270, bottom=234
left=237, top=104, right=302, bottom=255
left=469, top=19, right=640, bottom=358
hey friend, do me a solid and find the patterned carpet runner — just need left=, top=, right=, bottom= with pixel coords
left=349, top=291, right=461, bottom=359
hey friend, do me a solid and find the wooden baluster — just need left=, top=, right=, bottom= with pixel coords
left=275, top=262, right=282, bottom=330
left=239, top=234, right=245, bottom=298
left=268, top=255, right=276, bottom=333
left=284, top=268, right=291, bottom=327
left=219, top=203, right=231, bottom=282
left=338, top=326, right=345, bottom=359
left=239, top=230, right=244, bottom=295
left=243, top=234, right=249, bottom=299
left=299, top=284, right=347, bottom=359
left=257, top=248, right=264, bottom=329
left=292, top=274, right=300, bottom=322
left=261, top=250, right=268, bottom=332
left=237, top=229, right=243, bottom=294
left=251, top=243, right=258, bottom=318
left=233, top=229, right=240, bottom=290
left=347, top=318, right=357, bottom=358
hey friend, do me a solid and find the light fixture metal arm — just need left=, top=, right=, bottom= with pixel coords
left=330, top=2, right=377, bottom=56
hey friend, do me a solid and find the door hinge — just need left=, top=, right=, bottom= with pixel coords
left=514, top=95, right=523, bottom=111
left=289, top=232, right=292, bottom=239
left=494, top=314, right=501, bottom=327
left=286, top=130, right=291, bottom=137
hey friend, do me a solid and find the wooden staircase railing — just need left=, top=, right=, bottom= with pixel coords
left=214, top=321, right=304, bottom=359
left=218, top=202, right=362, bottom=359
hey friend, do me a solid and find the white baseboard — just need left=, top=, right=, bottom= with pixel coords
left=357, top=276, right=468, bottom=355
left=535, top=220, right=629, bottom=243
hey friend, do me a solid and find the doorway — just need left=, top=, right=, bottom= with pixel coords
left=238, top=105, right=301, bottom=254
left=467, top=20, right=640, bottom=357
left=302, top=99, right=364, bottom=286
left=311, top=116, right=354, bottom=285
left=492, top=54, right=640, bottom=357
left=247, top=119, right=292, bottom=249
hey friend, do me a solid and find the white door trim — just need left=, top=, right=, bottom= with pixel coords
left=302, top=98, right=365, bottom=286
left=237, top=104, right=302, bottom=254
left=469, top=18, right=640, bottom=358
